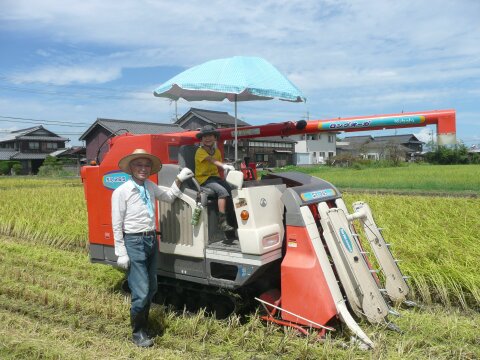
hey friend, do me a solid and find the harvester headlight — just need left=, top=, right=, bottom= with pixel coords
left=240, top=210, right=249, bottom=220
left=262, top=233, right=280, bottom=247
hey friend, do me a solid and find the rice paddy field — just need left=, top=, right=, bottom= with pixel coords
left=0, top=164, right=479, bottom=359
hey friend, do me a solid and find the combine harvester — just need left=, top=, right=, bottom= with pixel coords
left=82, top=109, right=456, bottom=348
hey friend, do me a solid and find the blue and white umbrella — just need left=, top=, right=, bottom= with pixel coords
left=154, top=56, right=306, bottom=161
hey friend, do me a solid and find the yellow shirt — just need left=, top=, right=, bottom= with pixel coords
left=195, top=146, right=221, bottom=185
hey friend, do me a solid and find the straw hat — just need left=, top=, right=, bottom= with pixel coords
left=118, top=149, right=162, bottom=174
left=196, top=124, right=220, bottom=139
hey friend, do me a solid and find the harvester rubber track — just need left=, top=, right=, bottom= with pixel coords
left=154, top=277, right=253, bottom=319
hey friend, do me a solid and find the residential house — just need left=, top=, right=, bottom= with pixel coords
left=79, top=118, right=182, bottom=163
left=290, top=132, right=338, bottom=165
left=0, top=126, right=68, bottom=174
left=337, top=134, right=424, bottom=161
left=50, top=146, right=87, bottom=175
left=175, top=107, right=250, bottom=130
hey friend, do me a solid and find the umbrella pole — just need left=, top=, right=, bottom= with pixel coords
left=234, top=95, right=238, bottom=163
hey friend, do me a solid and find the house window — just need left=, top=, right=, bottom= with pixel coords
left=328, top=151, right=334, bottom=158
left=255, top=154, right=268, bottom=162
left=29, top=142, right=40, bottom=150
left=328, top=135, right=335, bottom=143
left=46, top=143, right=58, bottom=150
left=319, top=152, right=325, bottom=158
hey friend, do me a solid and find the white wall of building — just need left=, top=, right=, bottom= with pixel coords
left=291, top=132, right=337, bottom=165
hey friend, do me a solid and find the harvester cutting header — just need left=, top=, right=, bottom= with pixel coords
left=81, top=108, right=456, bottom=348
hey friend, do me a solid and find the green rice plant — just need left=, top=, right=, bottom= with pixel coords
left=0, top=185, right=88, bottom=251
left=296, top=164, right=480, bottom=193
left=0, top=176, right=81, bottom=189
left=343, top=193, right=480, bottom=310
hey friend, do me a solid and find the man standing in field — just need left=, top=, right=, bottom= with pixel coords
left=111, top=148, right=193, bottom=347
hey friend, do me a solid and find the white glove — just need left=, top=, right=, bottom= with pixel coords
left=117, top=255, right=130, bottom=270
left=222, top=164, right=235, bottom=172
left=177, top=167, right=194, bottom=182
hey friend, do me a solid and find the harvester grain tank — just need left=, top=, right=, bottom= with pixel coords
left=81, top=109, right=456, bottom=348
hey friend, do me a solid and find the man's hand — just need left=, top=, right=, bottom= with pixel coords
left=222, top=164, right=235, bottom=172
left=117, top=255, right=130, bottom=270
left=177, top=167, right=194, bottom=182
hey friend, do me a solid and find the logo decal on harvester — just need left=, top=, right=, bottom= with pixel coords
left=102, top=171, right=131, bottom=190
left=300, top=188, right=336, bottom=202
left=339, top=228, right=353, bottom=253
left=318, top=115, right=425, bottom=130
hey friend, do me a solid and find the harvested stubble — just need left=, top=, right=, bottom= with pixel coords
left=1, top=235, right=478, bottom=359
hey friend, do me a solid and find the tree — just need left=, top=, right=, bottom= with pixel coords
left=38, top=156, right=66, bottom=176
left=11, top=163, right=22, bottom=175
left=425, top=144, right=471, bottom=164
left=0, top=160, right=22, bottom=175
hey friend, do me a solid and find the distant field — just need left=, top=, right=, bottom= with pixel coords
left=274, top=164, right=480, bottom=193
left=0, top=168, right=479, bottom=359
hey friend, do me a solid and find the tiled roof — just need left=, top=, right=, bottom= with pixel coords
left=16, top=136, right=69, bottom=141
left=79, top=118, right=182, bottom=140
left=342, top=135, right=373, bottom=144
left=338, top=141, right=416, bottom=153
left=10, top=126, right=42, bottom=134
left=0, top=149, right=18, bottom=160
left=177, top=108, right=250, bottom=127
left=49, top=149, right=68, bottom=157
left=374, top=134, right=423, bottom=144
left=50, top=146, right=86, bottom=157
left=11, top=153, right=49, bottom=160
left=0, top=126, right=66, bottom=142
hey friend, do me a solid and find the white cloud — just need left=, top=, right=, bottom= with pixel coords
left=10, top=65, right=121, bottom=85
left=0, top=0, right=479, bottom=143
left=1, top=0, right=479, bottom=94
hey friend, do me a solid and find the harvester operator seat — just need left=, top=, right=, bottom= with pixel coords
left=178, top=145, right=216, bottom=199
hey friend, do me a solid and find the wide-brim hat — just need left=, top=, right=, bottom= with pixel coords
left=196, top=124, right=220, bottom=139
left=118, top=149, right=162, bottom=175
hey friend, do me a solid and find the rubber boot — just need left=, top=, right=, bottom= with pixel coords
left=131, top=311, right=154, bottom=348
left=218, top=212, right=234, bottom=232
left=145, top=303, right=150, bottom=324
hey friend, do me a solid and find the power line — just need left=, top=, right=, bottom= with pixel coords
left=0, top=115, right=91, bottom=127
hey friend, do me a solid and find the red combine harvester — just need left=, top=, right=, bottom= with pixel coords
left=81, top=109, right=456, bottom=348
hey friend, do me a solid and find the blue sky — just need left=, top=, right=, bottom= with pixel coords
left=1, top=0, right=479, bottom=147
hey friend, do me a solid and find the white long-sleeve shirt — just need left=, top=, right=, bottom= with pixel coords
left=111, top=179, right=181, bottom=257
